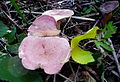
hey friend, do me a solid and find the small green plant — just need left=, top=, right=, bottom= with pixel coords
left=95, top=21, right=117, bottom=52
left=71, top=21, right=118, bottom=65
left=81, top=6, right=95, bottom=15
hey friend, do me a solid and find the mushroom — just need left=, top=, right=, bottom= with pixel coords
left=100, top=1, right=119, bottom=25
left=28, top=15, right=61, bottom=36
left=100, top=1, right=119, bottom=14
left=19, top=9, right=74, bottom=74
left=42, top=9, right=74, bottom=21
left=19, top=36, right=71, bottom=74
left=42, top=9, right=74, bottom=29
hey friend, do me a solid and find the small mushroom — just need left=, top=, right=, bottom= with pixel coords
left=100, top=1, right=119, bottom=14
left=19, top=36, right=71, bottom=74
left=28, top=15, right=61, bottom=36
left=100, top=1, right=119, bottom=25
left=42, top=9, right=74, bottom=21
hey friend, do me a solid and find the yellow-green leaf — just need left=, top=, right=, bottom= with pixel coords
left=71, top=46, right=95, bottom=64
left=71, top=26, right=99, bottom=49
left=71, top=26, right=99, bottom=64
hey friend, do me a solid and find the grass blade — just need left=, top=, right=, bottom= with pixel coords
left=10, top=0, right=28, bottom=25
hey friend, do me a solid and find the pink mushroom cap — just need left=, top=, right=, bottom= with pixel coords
left=42, top=9, right=74, bottom=21
left=28, top=15, right=60, bottom=36
left=19, top=36, right=71, bottom=74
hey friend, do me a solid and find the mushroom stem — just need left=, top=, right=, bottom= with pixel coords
left=101, top=13, right=112, bottom=25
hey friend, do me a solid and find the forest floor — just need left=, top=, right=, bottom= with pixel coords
left=0, top=0, right=120, bottom=82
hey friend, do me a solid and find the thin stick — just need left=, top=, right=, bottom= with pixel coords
left=1, top=9, right=23, bottom=30
left=74, top=66, right=80, bottom=82
left=0, top=8, right=27, bottom=34
left=57, top=73, right=73, bottom=82
left=92, top=15, right=102, bottom=27
left=108, top=38, right=120, bottom=76
left=117, top=49, right=120, bottom=57
left=66, top=22, right=87, bottom=30
left=83, top=13, right=99, bottom=17
left=0, top=41, right=11, bottom=56
left=62, top=17, right=71, bottom=33
left=71, top=16, right=95, bottom=21
left=53, top=74, right=56, bottom=82
left=7, top=11, right=95, bottom=21
left=69, top=61, right=75, bottom=75
left=2, top=0, right=11, bottom=17
left=45, top=75, right=51, bottom=82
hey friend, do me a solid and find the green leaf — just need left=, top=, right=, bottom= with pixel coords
left=71, top=26, right=99, bottom=49
left=103, top=39, right=111, bottom=45
left=7, top=43, right=19, bottom=54
left=0, top=21, right=9, bottom=37
left=18, top=33, right=27, bottom=43
left=95, top=40, right=112, bottom=51
left=102, top=21, right=117, bottom=39
left=4, top=26, right=16, bottom=43
left=0, top=55, right=43, bottom=82
left=8, top=56, right=28, bottom=77
left=72, top=46, right=95, bottom=64
left=0, top=55, right=12, bottom=81
left=107, top=77, right=115, bottom=82
left=0, top=52, right=7, bottom=57
left=81, top=6, right=96, bottom=15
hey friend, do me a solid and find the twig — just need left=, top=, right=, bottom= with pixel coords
left=66, top=23, right=79, bottom=30
left=92, top=15, right=102, bottom=27
left=45, top=75, right=51, bottom=82
left=71, top=16, right=95, bottom=21
left=83, top=40, right=94, bottom=48
left=2, top=0, right=11, bottom=16
left=81, top=1, right=100, bottom=6
left=57, top=73, right=73, bottom=82
left=69, top=61, right=75, bottom=75
left=0, top=8, right=27, bottom=34
left=66, top=22, right=87, bottom=30
left=0, top=41, right=11, bottom=56
left=108, top=38, right=120, bottom=76
left=1, top=9, right=23, bottom=30
left=62, top=17, right=71, bottom=34
left=53, top=74, right=56, bottom=82
left=83, top=66, right=99, bottom=80
left=74, top=65, right=80, bottom=82
left=112, top=70, right=120, bottom=78
left=7, top=10, right=96, bottom=21
left=117, top=49, right=120, bottom=58
left=113, top=21, right=120, bottom=25
left=83, top=13, right=99, bottom=17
